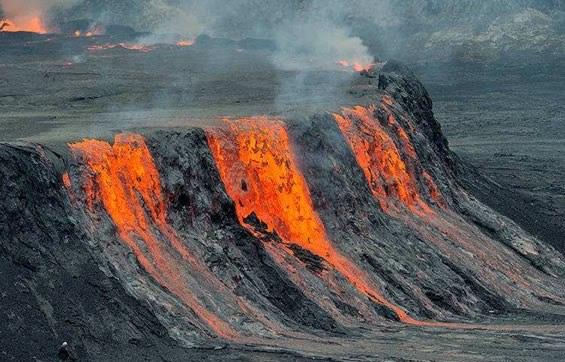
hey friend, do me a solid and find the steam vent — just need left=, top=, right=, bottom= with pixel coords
left=1, top=23, right=565, bottom=361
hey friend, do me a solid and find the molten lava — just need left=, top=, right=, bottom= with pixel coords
left=69, top=134, right=236, bottom=339
left=334, top=105, right=437, bottom=215
left=0, top=17, right=47, bottom=33
left=207, top=118, right=419, bottom=323
left=337, top=60, right=374, bottom=73
left=61, top=171, right=72, bottom=189
left=176, top=39, right=195, bottom=47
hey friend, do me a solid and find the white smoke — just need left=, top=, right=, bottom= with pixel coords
left=272, top=17, right=373, bottom=71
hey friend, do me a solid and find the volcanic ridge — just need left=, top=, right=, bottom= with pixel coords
left=1, top=59, right=564, bottom=361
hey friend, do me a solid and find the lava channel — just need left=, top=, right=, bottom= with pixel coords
left=69, top=133, right=237, bottom=339
left=207, top=117, right=420, bottom=324
left=333, top=105, right=440, bottom=216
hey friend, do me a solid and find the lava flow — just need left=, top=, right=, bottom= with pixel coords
left=0, top=17, right=47, bottom=33
left=69, top=134, right=236, bottom=339
left=176, top=39, right=195, bottom=47
left=207, top=118, right=420, bottom=324
left=334, top=105, right=438, bottom=215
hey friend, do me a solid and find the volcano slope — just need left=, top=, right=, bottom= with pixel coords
left=1, top=61, right=565, bottom=361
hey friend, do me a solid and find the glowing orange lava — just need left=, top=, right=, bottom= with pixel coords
left=62, top=172, right=72, bottom=189
left=69, top=134, right=236, bottom=339
left=337, top=60, right=374, bottom=72
left=207, top=118, right=418, bottom=323
left=334, top=105, right=434, bottom=215
left=176, top=39, right=194, bottom=47
left=0, top=17, right=47, bottom=33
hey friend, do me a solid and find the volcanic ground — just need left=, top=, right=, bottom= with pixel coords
left=1, top=32, right=564, bottom=361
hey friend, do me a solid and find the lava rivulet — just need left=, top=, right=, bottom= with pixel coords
left=69, top=134, right=237, bottom=339
left=334, top=105, right=439, bottom=215
left=207, top=118, right=418, bottom=323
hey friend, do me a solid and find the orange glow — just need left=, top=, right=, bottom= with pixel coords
left=334, top=105, right=433, bottom=215
left=381, top=96, right=446, bottom=208
left=176, top=39, right=194, bottom=47
left=386, top=114, right=417, bottom=159
left=62, top=172, right=72, bottom=189
left=69, top=134, right=236, bottom=339
left=72, top=26, right=103, bottom=38
left=62, top=171, right=76, bottom=203
left=337, top=60, right=374, bottom=73
left=0, top=17, right=47, bottom=34
left=207, top=118, right=418, bottom=323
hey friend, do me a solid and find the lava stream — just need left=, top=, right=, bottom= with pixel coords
left=69, top=134, right=236, bottom=339
left=334, top=105, right=439, bottom=215
left=207, top=118, right=418, bottom=324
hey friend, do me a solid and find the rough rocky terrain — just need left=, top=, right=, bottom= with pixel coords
left=417, top=61, right=565, bottom=254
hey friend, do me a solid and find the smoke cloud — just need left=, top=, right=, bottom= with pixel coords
left=271, top=10, right=373, bottom=71
left=5, top=0, right=561, bottom=63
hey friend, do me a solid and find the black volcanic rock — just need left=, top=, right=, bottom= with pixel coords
left=379, top=60, right=453, bottom=168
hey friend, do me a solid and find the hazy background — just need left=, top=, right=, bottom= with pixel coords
left=1, top=0, right=564, bottom=64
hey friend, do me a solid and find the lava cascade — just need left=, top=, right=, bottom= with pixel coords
left=207, top=118, right=419, bottom=323
left=333, top=104, right=441, bottom=215
left=333, top=102, right=562, bottom=307
left=69, top=134, right=236, bottom=339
